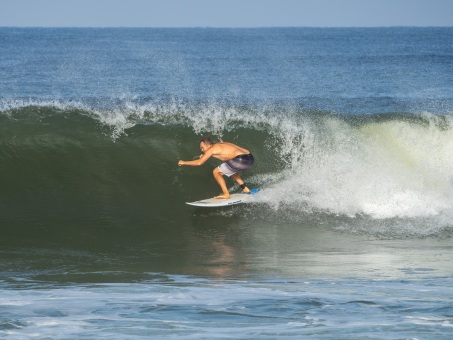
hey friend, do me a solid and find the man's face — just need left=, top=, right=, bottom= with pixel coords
left=200, top=142, right=208, bottom=153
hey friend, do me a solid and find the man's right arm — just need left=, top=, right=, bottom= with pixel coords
left=178, top=147, right=214, bottom=167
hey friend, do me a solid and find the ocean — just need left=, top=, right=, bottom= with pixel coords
left=1, top=27, right=453, bottom=338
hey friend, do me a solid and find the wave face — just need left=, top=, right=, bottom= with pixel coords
left=1, top=100, right=453, bottom=237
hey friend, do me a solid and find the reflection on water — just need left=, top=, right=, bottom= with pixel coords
left=1, top=203, right=453, bottom=283
left=179, top=208, right=453, bottom=280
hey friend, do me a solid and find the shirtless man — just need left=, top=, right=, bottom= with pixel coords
left=178, top=137, right=255, bottom=199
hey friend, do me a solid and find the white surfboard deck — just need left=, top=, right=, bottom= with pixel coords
left=186, top=191, right=258, bottom=207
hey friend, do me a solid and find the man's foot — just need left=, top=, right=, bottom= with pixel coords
left=239, top=182, right=250, bottom=193
left=214, top=194, right=230, bottom=199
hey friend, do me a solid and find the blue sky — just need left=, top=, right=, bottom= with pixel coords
left=1, top=0, right=452, bottom=27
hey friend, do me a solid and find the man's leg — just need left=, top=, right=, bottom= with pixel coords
left=231, top=174, right=250, bottom=193
left=213, top=167, right=230, bottom=199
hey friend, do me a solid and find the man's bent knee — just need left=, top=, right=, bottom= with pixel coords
left=213, top=167, right=224, bottom=176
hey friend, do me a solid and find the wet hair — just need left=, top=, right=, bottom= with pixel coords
left=200, top=137, right=214, bottom=145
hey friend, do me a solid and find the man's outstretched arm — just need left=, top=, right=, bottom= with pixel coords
left=178, top=149, right=213, bottom=166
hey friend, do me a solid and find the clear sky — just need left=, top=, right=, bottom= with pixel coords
left=1, top=0, right=452, bottom=27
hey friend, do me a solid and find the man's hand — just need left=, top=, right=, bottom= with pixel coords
left=178, top=160, right=185, bottom=166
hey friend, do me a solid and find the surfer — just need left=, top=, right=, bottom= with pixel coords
left=178, top=137, right=255, bottom=199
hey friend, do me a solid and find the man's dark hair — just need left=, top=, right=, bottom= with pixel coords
left=200, top=137, right=214, bottom=145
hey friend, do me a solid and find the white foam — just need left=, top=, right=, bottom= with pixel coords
left=258, top=113, right=453, bottom=225
left=1, top=276, right=453, bottom=338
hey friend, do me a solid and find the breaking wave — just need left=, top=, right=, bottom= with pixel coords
left=1, top=98, right=453, bottom=237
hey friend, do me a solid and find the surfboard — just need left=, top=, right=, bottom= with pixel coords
left=186, top=189, right=260, bottom=207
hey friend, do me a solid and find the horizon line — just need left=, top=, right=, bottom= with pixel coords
left=1, top=25, right=452, bottom=29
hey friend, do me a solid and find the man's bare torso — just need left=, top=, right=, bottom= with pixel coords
left=210, top=142, right=250, bottom=162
